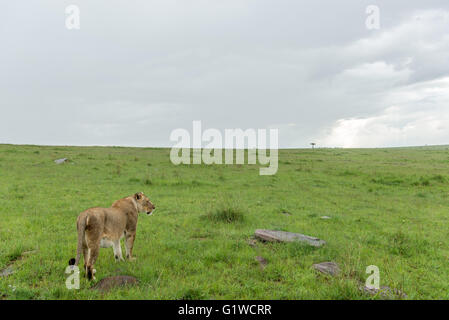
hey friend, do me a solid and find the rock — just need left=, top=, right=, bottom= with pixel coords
left=321, top=216, right=331, bottom=219
left=247, top=238, right=258, bottom=247
left=255, top=256, right=268, bottom=270
left=0, top=266, right=15, bottom=277
left=0, top=249, right=38, bottom=278
left=92, top=275, right=138, bottom=292
left=54, top=158, right=68, bottom=164
left=281, top=211, right=292, bottom=216
left=254, top=229, right=326, bottom=247
left=313, top=262, right=340, bottom=276
left=22, top=250, right=38, bottom=256
left=360, top=285, right=407, bottom=299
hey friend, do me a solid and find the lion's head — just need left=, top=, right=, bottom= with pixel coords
left=134, top=192, right=156, bottom=215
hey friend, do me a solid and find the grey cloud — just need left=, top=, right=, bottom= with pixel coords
left=1, top=1, right=449, bottom=148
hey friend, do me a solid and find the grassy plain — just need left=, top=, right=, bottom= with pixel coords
left=0, top=144, right=448, bottom=299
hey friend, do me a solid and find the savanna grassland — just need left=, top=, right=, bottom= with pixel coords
left=0, top=144, right=449, bottom=300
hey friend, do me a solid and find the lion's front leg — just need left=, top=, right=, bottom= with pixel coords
left=125, top=232, right=136, bottom=261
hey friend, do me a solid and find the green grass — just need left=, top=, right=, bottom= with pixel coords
left=1, top=144, right=449, bottom=299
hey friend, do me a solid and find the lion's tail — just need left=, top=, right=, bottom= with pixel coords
left=68, top=213, right=87, bottom=267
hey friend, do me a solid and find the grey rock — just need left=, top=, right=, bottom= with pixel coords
left=254, top=229, right=326, bottom=247
left=54, top=158, right=68, bottom=164
left=22, top=250, right=38, bottom=256
left=0, top=249, right=38, bottom=278
left=0, top=266, right=15, bottom=277
left=321, top=216, right=331, bottom=219
left=247, top=238, right=258, bottom=247
left=360, top=285, right=407, bottom=299
left=313, top=262, right=340, bottom=276
left=92, top=275, right=138, bottom=292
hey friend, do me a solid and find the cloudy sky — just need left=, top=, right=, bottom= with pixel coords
left=1, top=0, right=449, bottom=148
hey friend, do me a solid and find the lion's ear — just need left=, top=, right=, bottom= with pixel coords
left=134, top=193, right=141, bottom=200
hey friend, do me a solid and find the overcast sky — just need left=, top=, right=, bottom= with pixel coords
left=1, top=0, right=449, bottom=148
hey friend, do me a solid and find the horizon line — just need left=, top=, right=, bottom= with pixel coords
left=1, top=142, right=448, bottom=150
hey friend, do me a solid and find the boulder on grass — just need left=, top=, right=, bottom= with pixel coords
left=313, top=262, right=340, bottom=276
left=360, top=285, right=407, bottom=299
left=254, top=229, right=326, bottom=247
left=0, top=266, right=15, bottom=277
left=92, top=275, right=138, bottom=292
left=54, top=158, right=69, bottom=164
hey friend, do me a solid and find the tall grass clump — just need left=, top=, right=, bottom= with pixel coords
left=204, top=198, right=245, bottom=223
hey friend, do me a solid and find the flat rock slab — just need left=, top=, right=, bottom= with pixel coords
left=54, top=158, right=68, bottom=164
left=321, top=216, right=331, bottom=219
left=360, top=285, right=407, bottom=299
left=0, top=249, right=37, bottom=278
left=255, top=229, right=326, bottom=247
left=92, top=275, right=138, bottom=292
left=0, top=266, right=15, bottom=277
left=313, top=262, right=340, bottom=276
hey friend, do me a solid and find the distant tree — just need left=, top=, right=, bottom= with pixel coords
left=310, top=143, right=316, bottom=149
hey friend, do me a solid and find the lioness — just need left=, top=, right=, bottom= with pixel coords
left=68, top=192, right=155, bottom=280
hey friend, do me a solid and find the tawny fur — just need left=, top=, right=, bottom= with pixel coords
left=69, top=192, right=155, bottom=280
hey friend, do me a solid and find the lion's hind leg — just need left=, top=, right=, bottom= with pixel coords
left=85, top=228, right=101, bottom=281
left=82, top=241, right=89, bottom=273
left=86, top=243, right=99, bottom=280
left=113, top=239, right=124, bottom=262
